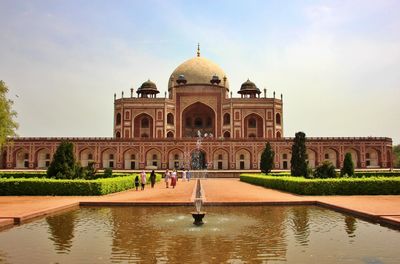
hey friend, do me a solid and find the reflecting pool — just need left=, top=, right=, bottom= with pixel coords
left=0, top=206, right=399, bottom=263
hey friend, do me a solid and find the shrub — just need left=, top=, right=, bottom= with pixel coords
left=314, top=161, right=337, bottom=179
left=85, top=162, right=97, bottom=179
left=341, top=153, right=354, bottom=177
left=240, top=174, right=400, bottom=195
left=260, top=142, right=274, bottom=174
left=47, top=140, right=77, bottom=179
left=104, top=168, right=113, bottom=178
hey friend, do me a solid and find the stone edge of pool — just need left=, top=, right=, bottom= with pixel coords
left=1, top=200, right=400, bottom=231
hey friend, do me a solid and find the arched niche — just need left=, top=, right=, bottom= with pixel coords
left=134, top=113, right=154, bottom=138
left=182, top=102, right=215, bottom=138
left=244, top=114, right=263, bottom=138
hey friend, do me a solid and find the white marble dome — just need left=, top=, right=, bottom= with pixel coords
left=169, top=56, right=229, bottom=89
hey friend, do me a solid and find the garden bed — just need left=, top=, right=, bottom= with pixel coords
left=0, top=173, right=162, bottom=196
left=240, top=174, right=400, bottom=195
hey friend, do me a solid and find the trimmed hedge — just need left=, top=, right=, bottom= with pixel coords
left=0, top=173, right=162, bottom=196
left=0, top=172, right=47, bottom=179
left=240, top=174, right=400, bottom=195
left=0, top=171, right=131, bottom=179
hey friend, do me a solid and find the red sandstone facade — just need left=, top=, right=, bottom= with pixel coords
left=1, top=50, right=393, bottom=170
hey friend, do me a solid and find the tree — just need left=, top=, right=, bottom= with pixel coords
left=394, top=145, right=400, bottom=168
left=47, top=141, right=77, bottom=179
left=0, top=80, right=18, bottom=147
left=260, top=142, right=275, bottom=174
left=290, top=131, right=308, bottom=176
left=341, top=152, right=354, bottom=177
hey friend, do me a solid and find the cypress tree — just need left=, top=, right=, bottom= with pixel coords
left=341, top=152, right=354, bottom=177
left=47, top=141, right=77, bottom=179
left=260, top=142, right=275, bottom=174
left=290, top=131, right=308, bottom=176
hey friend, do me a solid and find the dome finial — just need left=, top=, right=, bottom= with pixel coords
left=197, top=43, right=200, bottom=57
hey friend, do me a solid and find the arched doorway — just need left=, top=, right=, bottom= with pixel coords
left=244, top=114, right=263, bottom=138
left=182, top=102, right=215, bottom=138
left=213, top=149, right=229, bottom=170
left=306, top=149, right=317, bottom=169
left=365, top=148, right=380, bottom=168
left=15, top=149, right=29, bottom=169
left=36, top=148, right=51, bottom=169
left=124, top=149, right=138, bottom=170
left=323, top=148, right=338, bottom=168
left=235, top=149, right=251, bottom=170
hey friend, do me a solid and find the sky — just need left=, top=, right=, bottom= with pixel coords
left=0, top=0, right=399, bottom=144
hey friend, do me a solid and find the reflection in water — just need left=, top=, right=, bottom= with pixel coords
left=46, top=210, right=77, bottom=253
left=290, top=207, right=310, bottom=246
left=345, top=215, right=357, bottom=237
left=109, top=206, right=288, bottom=263
left=0, top=206, right=400, bottom=263
left=0, top=249, right=10, bottom=264
left=111, top=207, right=286, bottom=262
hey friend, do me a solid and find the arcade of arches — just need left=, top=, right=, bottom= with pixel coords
left=6, top=138, right=392, bottom=170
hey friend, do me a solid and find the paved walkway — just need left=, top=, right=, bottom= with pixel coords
left=1, top=179, right=400, bottom=229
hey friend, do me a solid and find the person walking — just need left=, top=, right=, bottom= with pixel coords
left=134, top=175, right=140, bottom=191
left=187, top=169, right=191, bottom=181
left=181, top=169, right=187, bottom=181
left=140, top=170, right=147, bottom=190
left=171, top=169, right=177, bottom=188
left=150, top=170, right=156, bottom=188
left=164, top=169, right=170, bottom=188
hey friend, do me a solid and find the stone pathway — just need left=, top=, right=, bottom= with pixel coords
left=1, top=178, right=400, bottom=229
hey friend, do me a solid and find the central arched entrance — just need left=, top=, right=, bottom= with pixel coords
left=191, top=149, right=206, bottom=170
left=182, top=102, right=215, bottom=138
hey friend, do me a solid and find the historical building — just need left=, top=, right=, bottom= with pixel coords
left=1, top=47, right=393, bottom=171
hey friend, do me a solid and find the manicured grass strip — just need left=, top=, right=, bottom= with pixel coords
left=240, top=174, right=400, bottom=195
left=353, top=171, right=400, bottom=177
left=0, top=173, right=162, bottom=196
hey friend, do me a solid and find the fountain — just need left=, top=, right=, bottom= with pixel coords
left=189, top=130, right=210, bottom=179
left=191, top=179, right=206, bottom=225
